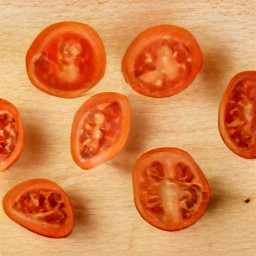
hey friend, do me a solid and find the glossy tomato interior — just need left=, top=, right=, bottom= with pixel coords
left=33, top=32, right=95, bottom=91
left=133, top=148, right=210, bottom=231
left=26, top=22, right=106, bottom=98
left=122, top=25, right=203, bottom=98
left=3, top=179, right=73, bottom=238
left=0, top=99, right=24, bottom=172
left=71, top=92, right=130, bottom=169
left=219, top=71, right=256, bottom=159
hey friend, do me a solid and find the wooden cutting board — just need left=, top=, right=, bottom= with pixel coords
left=0, top=1, right=255, bottom=255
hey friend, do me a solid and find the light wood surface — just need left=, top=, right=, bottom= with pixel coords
left=0, top=1, right=255, bottom=255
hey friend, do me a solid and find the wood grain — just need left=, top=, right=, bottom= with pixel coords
left=0, top=1, right=255, bottom=255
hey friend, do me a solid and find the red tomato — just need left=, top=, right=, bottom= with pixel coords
left=71, top=92, right=131, bottom=169
left=3, top=179, right=74, bottom=238
left=133, top=148, right=210, bottom=231
left=0, top=99, right=24, bottom=172
left=122, top=25, right=203, bottom=98
left=219, top=71, right=256, bottom=159
left=26, top=22, right=106, bottom=98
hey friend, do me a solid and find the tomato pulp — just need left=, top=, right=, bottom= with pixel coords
left=219, top=71, right=256, bottom=159
left=133, top=148, right=210, bottom=231
left=26, top=22, right=106, bottom=98
left=0, top=98, right=24, bottom=172
left=71, top=92, right=131, bottom=169
left=3, top=179, right=74, bottom=238
left=122, top=25, right=203, bottom=98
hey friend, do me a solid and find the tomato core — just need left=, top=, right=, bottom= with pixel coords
left=34, top=33, right=95, bottom=91
left=134, top=39, right=192, bottom=93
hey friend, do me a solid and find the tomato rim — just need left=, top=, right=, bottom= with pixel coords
left=122, top=24, right=203, bottom=98
left=218, top=71, right=256, bottom=159
left=132, top=147, right=210, bottom=231
left=3, top=178, right=74, bottom=238
left=26, top=21, right=106, bottom=98
left=71, top=92, right=131, bottom=170
left=0, top=98, right=25, bottom=172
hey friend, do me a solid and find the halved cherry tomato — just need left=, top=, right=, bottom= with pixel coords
left=71, top=92, right=130, bottom=169
left=122, top=25, right=203, bottom=98
left=0, top=98, right=24, bottom=172
left=133, top=148, right=210, bottom=231
left=219, top=71, right=256, bottom=159
left=3, top=179, right=74, bottom=238
left=26, top=21, right=106, bottom=98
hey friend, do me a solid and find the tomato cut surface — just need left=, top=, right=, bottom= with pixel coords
left=122, top=25, right=203, bottom=98
left=3, top=179, right=74, bottom=238
left=71, top=92, right=131, bottom=169
left=0, top=99, right=24, bottom=172
left=219, top=71, right=256, bottom=159
left=133, top=148, right=210, bottom=231
left=26, top=21, right=106, bottom=98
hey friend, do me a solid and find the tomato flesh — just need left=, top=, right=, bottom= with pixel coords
left=3, top=179, right=73, bottom=238
left=0, top=110, right=18, bottom=161
left=79, top=102, right=121, bottom=159
left=219, top=71, right=256, bottom=158
left=34, top=33, right=95, bottom=91
left=225, top=80, right=256, bottom=149
left=26, top=22, right=106, bottom=98
left=14, top=189, right=67, bottom=225
left=71, top=92, right=130, bottom=170
left=122, top=25, right=203, bottom=98
left=134, top=39, right=192, bottom=93
left=133, top=148, right=210, bottom=231
left=141, top=162, right=202, bottom=224
left=0, top=99, right=24, bottom=172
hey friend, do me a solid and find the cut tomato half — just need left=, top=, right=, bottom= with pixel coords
left=71, top=92, right=131, bottom=169
left=219, top=71, right=256, bottom=159
left=3, top=179, right=74, bottom=238
left=133, top=148, right=210, bottom=231
left=0, top=98, right=24, bottom=172
left=122, top=25, right=203, bottom=98
left=26, top=21, right=106, bottom=98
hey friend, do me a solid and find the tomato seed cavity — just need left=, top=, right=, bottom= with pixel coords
left=141, top=161, right=201, bottom=222
left=14, top=190, right=67, bottom=224
left=225, top=79, right=256, bottom=150
left=174, top=162, right=194, bottom=183
left=134, top=40, right=191, bottom=89
left=79, top=102, right=121, bottom=159
left=0, top=111, right=18, bottom=160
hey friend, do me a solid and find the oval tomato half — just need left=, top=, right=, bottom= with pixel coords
left=71, top=92, right=131, bottom=169
left=133, top=148, right=210, bottom=231
left=3, top=179, right=74, bottom=238
left=219, top=71, right=256, bottom=159
left=26, top=21, right=106, bottom=98
left=122, top=25, right=203, bottom=98
left=0, top=99, right=24, bottom=172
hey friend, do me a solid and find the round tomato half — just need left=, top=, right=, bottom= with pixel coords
left=122, top=25, right=203, bottom=98
left=71, top=92, right=131, bottom=169
left=219, top=71, right=256, bottom=159
left=26, top=21, right=106, bottom=98
left=3, top=179, right=74, bottom=238
left=0, top=98, right=24, bottom=172
left=133, top=148, right=210, bottom=231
